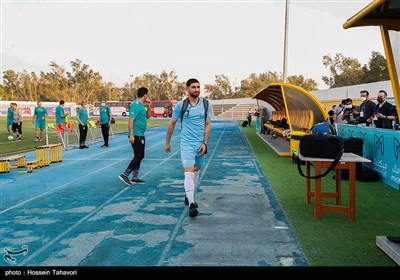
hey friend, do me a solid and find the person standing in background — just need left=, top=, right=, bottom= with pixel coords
left=328, top=105, right=336, bottom=124
left=342, top=98, right=359, bottom=124
left=11, top=103, right=23, bottom=141
left=374, top=90, right=395, bottom=129
left=333, top=99, right=346, bottom=124
left=76, top=101, right=89, bottom=149
left=6, top=102, right=14, bottom=135
left=99, top=98, right=112, bottom=148
left=254, top=108, right=261, bottom=132
left=55, top=100, right=68, bottom=134
left=32, top=101, right=48, bottom=141
left=119, top=87, right=151, bottom=185
left=247, top=109, right=253, bottom=127
left=356, top=90, right=375, bottom=126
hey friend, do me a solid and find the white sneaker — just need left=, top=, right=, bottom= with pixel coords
left=34, top=138, right=39, bottom=142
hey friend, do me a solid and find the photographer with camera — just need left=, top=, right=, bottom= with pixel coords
left=342, top=98, right=359, bottom=125
left=373, top=90, right=396, bottom=129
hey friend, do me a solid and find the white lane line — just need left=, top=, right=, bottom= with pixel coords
left=18, top=148, right=181, bottom=266
left=0, top=133, right=179, bottom=214
left=0, top=132, right=163, bottom=186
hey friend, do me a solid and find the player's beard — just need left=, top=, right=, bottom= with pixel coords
left=188, top=91, right=200, bottom=98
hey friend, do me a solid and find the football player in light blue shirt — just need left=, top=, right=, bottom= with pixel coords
left=32, top=101, right=48, bottom=141
left=119, top=87, right=151, bottom=186
left=165, top=78, right=212, bottom=218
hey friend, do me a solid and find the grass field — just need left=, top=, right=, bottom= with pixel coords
left=0, top=116, right=170, bottom=156
left=241, top=123, right=399, bottom=266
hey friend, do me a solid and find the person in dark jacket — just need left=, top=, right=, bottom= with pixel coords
left=356, top=90, right=376, bottom=126
left=373, top=90, right=396, bottom=129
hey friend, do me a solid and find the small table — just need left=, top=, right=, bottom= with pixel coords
left=298, top=152, right=371, bottom=221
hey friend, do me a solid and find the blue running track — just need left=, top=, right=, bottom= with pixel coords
left=0, top=120, right=308, bottom=266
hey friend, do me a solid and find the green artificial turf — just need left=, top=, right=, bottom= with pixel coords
left=241, top=124, right=400, bottom=266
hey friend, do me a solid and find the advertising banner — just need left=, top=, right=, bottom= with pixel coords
left=337, top=124, right=400, bottom=190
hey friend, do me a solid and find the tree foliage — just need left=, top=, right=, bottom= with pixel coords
left=287, top=75, right=318, bottom=91
left=129, top=71, right=186, bottom=101
left=204, top=74, right=233, bottom=99
left=361, top=51, right=389, bottom=83
left=203, top=71, right=318, bottom=100
left=1, top=51, right=385, bottom=102
left=322, top=51, right=388, bottom=88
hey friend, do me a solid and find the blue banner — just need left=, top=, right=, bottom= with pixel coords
left=337, top=124, right=400, bottom=190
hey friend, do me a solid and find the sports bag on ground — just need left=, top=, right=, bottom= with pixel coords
left=297, top=134, right=343, bottom=179
left=339, top=137, right=363, bottom=179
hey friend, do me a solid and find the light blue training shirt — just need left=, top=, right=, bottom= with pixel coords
left=173, top=98, right=211, bottom=144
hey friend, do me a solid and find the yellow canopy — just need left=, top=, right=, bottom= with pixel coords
left=252, top=83, right=327, bottom=132
left=343, top=0, right=400, bottom=31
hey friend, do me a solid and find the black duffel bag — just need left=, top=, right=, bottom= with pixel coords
left=297, top=134, right=343, bottom=179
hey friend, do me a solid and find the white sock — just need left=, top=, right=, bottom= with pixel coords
left=184, top=171, right=195, bottom=205
left=193, top=171, right=200, bottom=189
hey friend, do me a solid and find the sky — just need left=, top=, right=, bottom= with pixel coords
left=1, top=0, right=384, bottom=90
